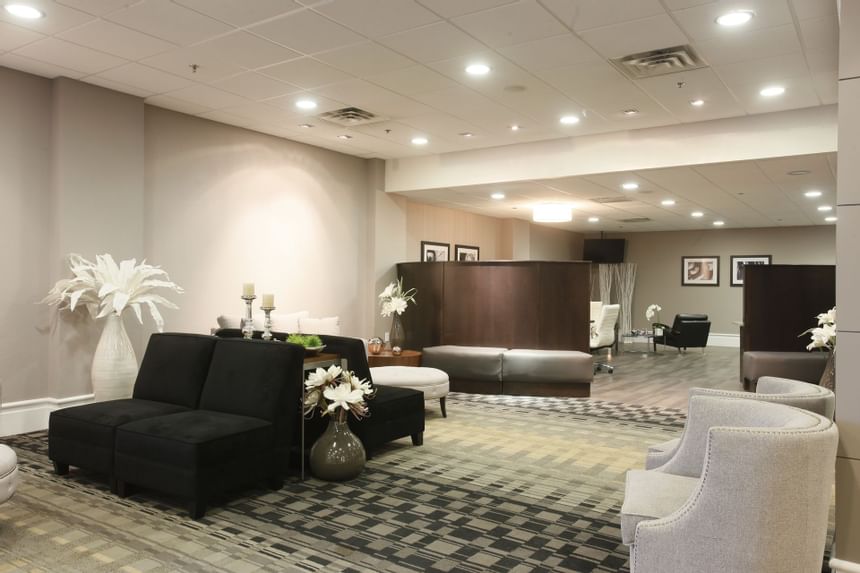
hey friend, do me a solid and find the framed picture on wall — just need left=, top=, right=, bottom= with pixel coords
left=682, top=256, right=720, bottom=286
left=454, top=244, right=480, bottom=261
left=730, top=255, right=771, bottom=286
left=421, top=240, right=449, bottom=262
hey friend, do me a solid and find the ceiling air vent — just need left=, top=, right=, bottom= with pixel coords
left=619, top=217, right=652, bottom=223
left=591, top=196, right=634, bottom=204
left=317, top=106, right=387, bottom=126
left=610, top=45, right=707, bottom=80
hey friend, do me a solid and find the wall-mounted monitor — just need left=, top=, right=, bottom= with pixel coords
left=583, top=239, right=626, bottom=263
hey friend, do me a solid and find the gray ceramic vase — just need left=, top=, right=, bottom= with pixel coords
left=310, top=418, right=366, bottom=481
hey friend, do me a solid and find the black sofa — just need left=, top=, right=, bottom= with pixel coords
left=49, top=333, right=306, bottom=518
left=653, top=314, right=711, bottom=352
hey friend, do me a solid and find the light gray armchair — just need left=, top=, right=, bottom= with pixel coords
left=621, top=396, right=837, bottom=573
left=645, top=377, right=835, bottom=470
left=0, top=444, right=18, bottom=504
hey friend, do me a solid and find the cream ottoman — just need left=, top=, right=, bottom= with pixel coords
left=0, top=444, right=19, bottom=504
left=370, top=366, right=450, bottom=417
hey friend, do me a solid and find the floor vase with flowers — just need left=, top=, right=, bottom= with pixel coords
left=310, top=412, right=366, bottom=481
left=91, top=313, right=138, bottom=401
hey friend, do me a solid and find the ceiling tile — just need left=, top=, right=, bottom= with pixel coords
left=58, top=20, right=174, bottom=60
left=539, top=0, right=666, bottom=32
left=314, top=42, right=415, bottom=77
left=164, top=84, right=248, bottom=109
left=365, top=65, right=458, bottom=95
left=173, top=0, right=302, bottom=27
left=672, top=0, right=793, bottom=42
left=0, top=51, right=85, bottom=78
left=414, top=0, right=518, bottom=19
left=94, top=63, right=194, bottom=94
left=714, top=52, right=810, bottom=86
left=260, top=57, right=353, bottom=89
left=812, top=70, right=837, bottom=105
left=694, top=23, right=802, bottom=66
left=146, top=94, right=212, bottom=115
left=265, top=91, right=347, bottom=115
left=56, top=0, right=138, bottom=16
left=452, top=0, right=567, bottom=48
left=635, top=66, right=745, bottom=122
left=497, top=33, right=601, bottom=71
left=0, top=1, right=95, bottom=35
left=196, top=109, right=256, bottom=127
left=141, top=46, right=244, bottom=83
left=723, top=74, right=821, bottom=113
left=13, top=38, right=126, bottom=75
left=791, top=0, right=837, bottom=20
left=249, top=9, right=364, bottom=55
left=218, top=102, right=287, bottom=123
left=192, top=31, right=302, bottom=70
left=213, top=72, right=301, bottom=100
left=662, top=0, right=721, bottom=11
left=105, top=0, right=233, bottom=45
left=0, top=21, right=44, bottom=52
left=797, top=16, right=838, bottom=54
left=377, top=22, right=485, bottom=63
left=578, top=14, right=690, bottom=59
left=313, top=0, right=439, bottom=37
left=312, top=79, right=435, bottom=117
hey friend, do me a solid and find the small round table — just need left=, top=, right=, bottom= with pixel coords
left=367, top=349, right=422, bottom=367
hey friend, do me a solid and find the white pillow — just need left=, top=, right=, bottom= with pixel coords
left=298, top=316, right=341, bottom=335
left=270, top=311, right=310, bottom=333
left=216, top=314, right=251, bottom=329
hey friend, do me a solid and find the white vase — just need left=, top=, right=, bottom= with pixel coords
left=91, top=313, right=138, bottom=401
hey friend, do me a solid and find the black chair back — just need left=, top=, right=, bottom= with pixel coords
left=133, top=333, right=217, bottom=408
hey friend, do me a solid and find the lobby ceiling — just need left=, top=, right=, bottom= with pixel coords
left=0, top=0, right=838, bottom=160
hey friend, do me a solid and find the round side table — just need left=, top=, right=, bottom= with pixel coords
left=367, top=350, right=422, bottom=367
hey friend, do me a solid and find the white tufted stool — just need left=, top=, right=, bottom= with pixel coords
left=0, top=444, right=19, bottom=504
left=370, top=366, right=450, bottom=417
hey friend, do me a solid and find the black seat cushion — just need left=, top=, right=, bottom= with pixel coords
left=48, top=399, right=190, bottom=473
left=133, top=333, right=217, bottom=408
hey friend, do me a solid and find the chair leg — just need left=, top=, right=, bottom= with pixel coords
left=116, top=480, right=131, bottom=498
left=440, top=397, right=447, bottom=418
left=411, top=432, right=424, bottom=446
left=53, top=461, right=69, bottom=476
left=189, top=497, right=207, bottom=520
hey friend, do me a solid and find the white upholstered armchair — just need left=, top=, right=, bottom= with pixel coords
left=621, top=396, right=837, bottom=573
left=0, top=444, right=18, bottom=504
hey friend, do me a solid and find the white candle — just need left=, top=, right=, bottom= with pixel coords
left=262, top=293, right=274, bottom=308
left=242, top=282, right=255, bottom=297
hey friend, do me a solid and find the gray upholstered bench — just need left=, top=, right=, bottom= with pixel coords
left=502, top=349, right=593, bottom=397
left=742, top=351, right=828, bottom=389
left=422, top=345, right=505, bottom=394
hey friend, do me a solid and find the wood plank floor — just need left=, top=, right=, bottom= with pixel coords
left=589, top=343, right=742, bottom=411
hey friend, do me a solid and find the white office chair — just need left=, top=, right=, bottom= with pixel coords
left=590, top=304, right=620, bottom=373
left=589, top=301, right=603, bottom=323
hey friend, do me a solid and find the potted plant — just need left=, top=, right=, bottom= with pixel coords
left=802, top=307, right=836, bottom=390
left=378, top=277, right=416, bottom=351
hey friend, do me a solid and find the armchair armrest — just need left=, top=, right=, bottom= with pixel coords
left=652, top=323, right=677, bottom=335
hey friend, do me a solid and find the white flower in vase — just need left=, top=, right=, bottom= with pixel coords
left=378, top=277, right=417, bottom=317
left=645, top=304, right=662, bottom=323
left=802, top=306, right=836, bottom=351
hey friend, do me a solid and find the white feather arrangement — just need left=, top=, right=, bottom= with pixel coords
left=42, top=253, right=183, bottom=332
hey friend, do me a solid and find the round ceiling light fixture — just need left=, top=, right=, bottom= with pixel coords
left=713, top=220, right=726, bottom=226
left=804, top=190, right=822, bottom=198
left=4, top=3, right=43, bottom=18
left=490, top=192, right=505, bottom=200
left=623, top=109, right=639, bottom=116
left=788, top=169, right=811, bottom=176
left=465, top=63, right=491, bottom=76
left=661, top=199, right=676, bottom=206
left=588, top=216, right=599, bottom=223
left=533, top=203, right=572, bottom=223
left=690, top=99, right=705, bottom=107
left=295, top=99, right=317, bottom=110
left=337, top=134, right=352, bottom=140
left=691, top=211, right=704, bottom=218
left=825, top=216, right=837, bottom=222
left=817, top=205, right=833, bottom=212
left=559, top=115, right=580, bottom=125
left=411, top=136, right=428, bottom=145
left=760, top=85, right=785, bottom=97
left=510, top=124, right=521, bottom=131
left=621, top=182, right=639, bottom=191
left=716, top=10, right=754, bottom=26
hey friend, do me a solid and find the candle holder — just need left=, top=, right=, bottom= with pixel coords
left=241, top=294, right=256, bottom=339
left=261, top=305, right=275, bottom=341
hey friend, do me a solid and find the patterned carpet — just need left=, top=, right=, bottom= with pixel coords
left=0, top=394, right=685, bottom=573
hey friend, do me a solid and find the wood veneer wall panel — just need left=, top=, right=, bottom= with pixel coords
left=742, top=264, right=835, bottom=352
left=396, top=262, right=443, bottom=350
left=538, top=262, right=590, bottom=350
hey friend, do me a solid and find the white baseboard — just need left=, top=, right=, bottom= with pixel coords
left=707, top=333, right=740, bottom=348
left=831, top=559, right=860, bottom=573
left=0, top=394, right=94, bottom=437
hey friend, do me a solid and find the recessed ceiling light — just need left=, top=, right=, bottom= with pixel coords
left=533, top=203, right=572, bottom=223
left=691, top=211, right=704, bottom=218
left=713, top=220, right=725, bottom=226
left=623, top=109, right=639, bottom=116
left=411, top=136, right=428, bottom=145
left=817, top=205, right=833, bottom=212
left=298, top=123, right=313, bottom=128
left=661, top=199, right=676, bottom=206
left=716, top=10, right=754, bottom=26
left=690, top=99, right=705, bottom=107
left=825, top=216, right=838, bottom=222
left=760, top=85, right=785, bottom=97
left=788, top=169, right=811, bottom=176
left=295, top=99, right=317, bottom=110
left=337, top=134, right=352, bottom=140
left=510, top=124, right=520, bottom=131
left=491, top=192, right=505, bottom=200
left=459, top=132, right=474, bottom=138
left=465, top=63, right=490, bottom=76
left=804, top=190, right=822, bottom=198
left=4, top=3, right=43, bottom=19
left=621, top=182, right=639, bottom=191
left=588, top=216, right=599, bottom=223
left=559, top=115, right=580, bottom=125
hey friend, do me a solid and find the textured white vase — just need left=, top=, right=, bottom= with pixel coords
left=91, top=313, right=138, bottom=402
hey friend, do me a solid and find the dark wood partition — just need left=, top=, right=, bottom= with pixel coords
left=397, top=261, right=591, bottom=351
left=742, top=264, right=835, bottom=353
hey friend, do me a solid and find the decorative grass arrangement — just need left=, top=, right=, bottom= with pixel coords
left=287, top=333, right=323, bottom=348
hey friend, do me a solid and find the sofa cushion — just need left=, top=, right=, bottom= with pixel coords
left=422, top=345, right=506, bottom=382
left=621, top=469, right=699, bottom=545
left=742, top=351, right=829, bottom=385
left=502, top=349, right=593, bottom=384
left=133, top=333, right=216, bottom=408
left=299, top=316, right=341, bottom=335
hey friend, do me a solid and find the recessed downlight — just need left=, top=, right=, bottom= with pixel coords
left=411, top=136, right=428, bottom=145
left=490, top=192, right=505, bottom=200
left=661, top=199, right=676, bottom=206
left=298, top=123, right=313, bottom=128
left=510, top=124, right=520, bottom=131
left=713, top=220, right=725, bottom=226
left=825, top=216, right=838, bottom=222
left=559, top=115, right=580, bottom=125
left=295, top=99, right=317, bottom=110
left=760, top=85, right=785, bottom=97
left=691, top=211, right=704, bottom=218
left=459, top=132, right=474, bottom=137
left=465, top=63, right=490, bottom=76
left=804, top=190, right=822, bottom=198
left=623, top=109, right=639, bottom=116
left=690, top=99, right=705, bottom=107
left=621, top=182, right=639, bottom=191
left=716, top=10, right=754, bottom=26
left=788, top=169, right=811, bottom=176
left=337, top=134, right=352, bottom=140
left=4, top=3, right=43, bottom=19
left=588, top=216, right=599, bottom=223
left=817, top=205, right=833, bottom=212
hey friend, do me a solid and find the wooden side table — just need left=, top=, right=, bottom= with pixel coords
left=367, top=350, right=422, bottom=367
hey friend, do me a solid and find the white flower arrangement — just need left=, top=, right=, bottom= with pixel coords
left=378, top=277, right=417, bottom=318
left=304, top=364, right=375, bottom=422
left=42, top=253, right=183, bottom=332
left=645, top=304, right=662, bottom=323
left=803, top=306, right=836, bottom=351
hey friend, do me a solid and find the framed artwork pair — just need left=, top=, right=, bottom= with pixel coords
left=421, top=241, right=480, bottom=262
left=681, top=255, right=771, bottom=286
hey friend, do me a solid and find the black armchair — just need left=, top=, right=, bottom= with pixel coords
left=653, top=314, right=711, bottom=352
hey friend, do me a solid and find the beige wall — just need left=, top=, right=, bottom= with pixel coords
left=529, top=224, right=585, bottom=261
left=598, top=226, right=835, bottom=334
left=405, top=201, right=506, bottom=261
